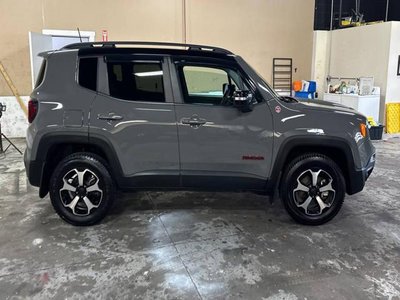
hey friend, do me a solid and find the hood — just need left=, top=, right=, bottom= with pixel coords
left=292, top=99, right=359, bottom=115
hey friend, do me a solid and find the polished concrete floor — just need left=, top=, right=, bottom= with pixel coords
left=0, top=137, right=399, bottom=300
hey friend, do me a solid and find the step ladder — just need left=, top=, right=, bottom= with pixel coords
left=272, top=58, right=292, bottom=96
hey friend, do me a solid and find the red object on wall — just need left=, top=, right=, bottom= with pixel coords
left=102, top=30, right=108, bottom=42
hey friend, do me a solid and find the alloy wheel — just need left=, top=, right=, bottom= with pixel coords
left=59, top=168, right=103, bottom=216
left=292, top=169, right=336, bottom=216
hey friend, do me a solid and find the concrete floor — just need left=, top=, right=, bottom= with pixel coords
left=0, top=138, right=399, bottom=300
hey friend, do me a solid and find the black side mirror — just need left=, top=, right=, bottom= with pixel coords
left=233, top=90, right=254, bottom=112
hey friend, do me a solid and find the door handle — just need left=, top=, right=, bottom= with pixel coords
left=97, top=114, right=124, bottom=121
left=181, top=115, right=207, bottom=127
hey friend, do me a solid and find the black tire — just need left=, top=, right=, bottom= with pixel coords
left=280, top=153, right=345, bottom=225
left=49, top=152, right=115, bottom=226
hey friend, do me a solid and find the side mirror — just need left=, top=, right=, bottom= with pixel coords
left=233, top=90, right=254, bottom=112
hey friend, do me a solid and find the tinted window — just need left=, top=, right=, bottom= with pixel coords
left=184, top=66, right=228, bottom=97
left=107, top=62, right=165, bottom=102
left=79, top=57, right=98, bottom=91
left=181, top=66, right=249, bottom=105
left=35, top=59, right=47, bottom=88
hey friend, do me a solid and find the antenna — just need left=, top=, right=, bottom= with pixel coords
left=77, top=27, right=83, bottom=42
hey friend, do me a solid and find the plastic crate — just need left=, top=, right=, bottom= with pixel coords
left=308, top=81, right=316, bottom=93
left=295, top=91, right=314, bottom=99
left=369, top=125, right=384, bottom=140
left=386, top=103, right=400, bottom=133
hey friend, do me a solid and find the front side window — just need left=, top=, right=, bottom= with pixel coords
left=180, top=65, right=249, bottom=105
left=107, top=61, right=165, bottom=102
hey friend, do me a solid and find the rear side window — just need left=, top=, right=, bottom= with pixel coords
left=79, top=57, right=98, bottom=91
left=35, top=59, right=47, bottom=88
left=106, top=61, right=165, bottom=102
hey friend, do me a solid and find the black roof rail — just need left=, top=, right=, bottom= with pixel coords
left=62, top=41, right=233, bottom=54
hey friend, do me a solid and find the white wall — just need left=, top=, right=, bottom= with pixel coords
left=0, top=97, right=28, bottom=138
left=311, top=31, right=331, bottom=98
left=386, top=22, right=400, bottom=103
left=314, top=22, right=400, bottom=123
left=330, top=23, right=392, bottom=122
left=329, top=22, right=391, bottom=97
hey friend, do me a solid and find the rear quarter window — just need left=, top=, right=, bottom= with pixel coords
left=79, top=57, right=98, bottom=91
left=35, top=59, right=47, bottom=88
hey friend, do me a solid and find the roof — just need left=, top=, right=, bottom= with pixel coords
left=60, top=41, right=235, bottom=59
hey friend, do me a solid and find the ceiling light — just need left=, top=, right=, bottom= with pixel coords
left=134, top=71, right=163, bottom=77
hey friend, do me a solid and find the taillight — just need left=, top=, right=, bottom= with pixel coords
left=28, top=99, right=38, bottom=123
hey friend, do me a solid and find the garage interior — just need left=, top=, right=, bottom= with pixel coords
left=0, top=0, right=400, bottom=299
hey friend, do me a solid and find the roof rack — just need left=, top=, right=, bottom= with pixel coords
left=62, top=41, right=233, bottom=54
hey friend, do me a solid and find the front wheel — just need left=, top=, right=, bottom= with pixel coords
left=280, top=153, right=345, bottom=225
left=49, top=153, right=115, bottom=226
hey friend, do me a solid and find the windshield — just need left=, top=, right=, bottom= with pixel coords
left=254, top=69, right=280, bottom=97
left=255, top=71, right=297, bottom=103
left=235, top=56, right=281, bottom=100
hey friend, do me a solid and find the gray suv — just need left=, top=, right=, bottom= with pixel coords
left=24, top=41, right=376, bottom=226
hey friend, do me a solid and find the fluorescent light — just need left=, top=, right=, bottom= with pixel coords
left=134, top=71, right=163, bottom=77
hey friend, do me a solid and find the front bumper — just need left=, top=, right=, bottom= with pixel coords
left=364, top=152, right=376, bottom=180
left=347, top=152, right=375, bottom=195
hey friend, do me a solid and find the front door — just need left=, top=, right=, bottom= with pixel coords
left=171, top=59, right=274, bottom=190
left=89, top=55, right=179, bottom=187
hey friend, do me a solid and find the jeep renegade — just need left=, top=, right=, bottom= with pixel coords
left=24, top=41, right=376, bottom=226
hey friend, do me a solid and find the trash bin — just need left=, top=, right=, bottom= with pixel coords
left=369, top=125, right=384, bottom=140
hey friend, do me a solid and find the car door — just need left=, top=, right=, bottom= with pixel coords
left=89, top=54, right=180, bottom=187
left=171, top=57, right=274, bottom=190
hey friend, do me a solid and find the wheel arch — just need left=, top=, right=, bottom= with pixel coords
left=35, top=133, right=123, bottom=198
left=267, top=136, right=361, bottom=195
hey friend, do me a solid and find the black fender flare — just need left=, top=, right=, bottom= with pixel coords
left=266, top=135, right=363, bottom=195
left=32, top=132, right=124, bottom=197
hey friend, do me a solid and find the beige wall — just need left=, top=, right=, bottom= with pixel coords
left=0, top=0, right=314, bottom=96
left=0, top=0, right=43, bottom=96
left=186, top=0, right=314, bottom=84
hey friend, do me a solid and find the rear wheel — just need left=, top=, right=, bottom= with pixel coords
left=49, top=153, right=115, bottom=226
left=280, top=153, right=345, bottom=225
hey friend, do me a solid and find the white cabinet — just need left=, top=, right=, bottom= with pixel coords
left=323, top=93, right=342, bottom=104
left=323, top=93, right=380, bottom=122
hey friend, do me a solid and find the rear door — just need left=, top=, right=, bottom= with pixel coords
left=89, top=54, right=180, bottom=187
left=170, top=57, right=274, bottom=190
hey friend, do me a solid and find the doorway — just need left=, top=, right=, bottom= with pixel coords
left=29, top=29, right=95, bottom=88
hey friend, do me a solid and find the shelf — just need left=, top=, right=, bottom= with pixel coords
left=273, top=58, right=292, bottom=96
